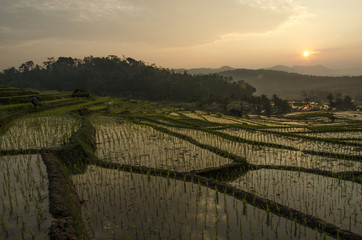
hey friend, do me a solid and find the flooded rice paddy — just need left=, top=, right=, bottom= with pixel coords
left=0, top=94, right=360, bottom=239
left=158, top=125, right=361, bottom=172
left=218, top=128, right=361, bottom=157
left=92, top=116, right=232, bottom=172
left=0, top=154, right=53, bottom=239
left=0, top=115, right=80, bottom=150
left=72, top=166, right=336, bottom=240
left=229, top=169, right=362, bottom=235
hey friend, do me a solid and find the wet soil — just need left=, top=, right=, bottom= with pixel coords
left=41, top=149, right=88, bottom=240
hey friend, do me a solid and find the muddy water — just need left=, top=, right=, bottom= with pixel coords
left=73, top=166, right=336, bottom=240
left=162, top=126, right=361, bottom=172
left=218, top=128, right=361, bottom=156
left=0, top=115, right=80, bottom=150
left=92, top=117, right=232, bottom=171
left=0, top=154, right=53, bottom=239
left=229, top=169, right=362, bottom=235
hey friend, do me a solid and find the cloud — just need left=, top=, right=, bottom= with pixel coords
left=240, top=0, right=313, bottom=30
left=0, top=0, right=311, bottom=48
left=240, top=0, right=301, bottom=11
left=7, top=0, right=135, bottom=21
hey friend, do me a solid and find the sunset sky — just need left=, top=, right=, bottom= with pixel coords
left=0, top=0, right=361, bottom=70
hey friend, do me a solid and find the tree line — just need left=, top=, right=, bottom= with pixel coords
left=0, top=55, right=294, bottom=116
left=0, top=56, right=256, bottom=102
left=326, top=93, right=356, bottom=110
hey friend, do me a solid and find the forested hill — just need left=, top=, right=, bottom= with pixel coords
left=0, top=56, right=256, bottom=102
left=220, top=69, right=362, bottom=100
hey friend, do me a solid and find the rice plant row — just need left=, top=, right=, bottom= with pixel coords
left=91, top=115, right=233, bottom=172
left=72, top=165, right=336, bottom=240
left=0, top=154, right=53, bottom=240
left=298, top=131, right=362, bottom=139
left=217, top=128, right=361, bottom=157
left=0, top=115, right=81, bottom=151
left=150, top=124, right=361, bottom=173
left=229, top=169, right=362, bottom=235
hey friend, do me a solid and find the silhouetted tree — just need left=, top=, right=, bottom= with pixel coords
left=1, top=56, right=257, bottom=104
left=261, top=95, right=272, bottom=117
left=327, top=93, right=334, bottom=107
left=326, top=93, right=356, bottom=110
left=272, top=94, right=291, bottom=115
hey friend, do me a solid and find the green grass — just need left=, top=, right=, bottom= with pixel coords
left=38, top=97, right=111, bottom=115
left=0, top=102, right=31, bottom=110
left=0, top=90, right=38, bottom=97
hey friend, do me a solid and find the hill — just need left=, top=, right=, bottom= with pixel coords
left=267, top=65, right=362, bottom=76
left=0, top=56, right=255, bottom=103
left=174, top=66, right=234, bottom=75
left=220, top=69, right=362, bottom=100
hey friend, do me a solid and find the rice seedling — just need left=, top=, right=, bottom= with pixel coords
left=0, top=154, right=53, bottom=239
left=0, top=115, right=81, bottom=150
left=299, top=131, right=362, bottom=139
left=91, top=116, right=232, bottom=171
left=155, top=125, right=361, bottom=172
left=1, top=93, right=358, bottom=239
left=72, top=165, right=335, bottom=240
left=229, top=169, right=362, bottom=235
left=218, top=128, right=361, bottom=157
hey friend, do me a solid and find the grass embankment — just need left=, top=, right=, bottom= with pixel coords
left=0, top=87, right=90, bottom=130
left=39, top=110, right=96, bottom=240
left=41, top=150, right=88, bottom=240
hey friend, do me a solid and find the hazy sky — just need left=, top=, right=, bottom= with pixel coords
left=1, top=0, right=361, bottom=70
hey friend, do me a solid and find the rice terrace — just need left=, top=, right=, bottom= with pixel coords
left=0, top=86, right=361, bottom=240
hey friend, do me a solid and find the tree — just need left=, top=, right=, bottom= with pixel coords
left=341, top=95, right=356, bottom=110
left=261, top=95, right=272, bottom=117
left=344, top=95, right=353, bottom=106
left=327, top=93, right=334, bottom=107
left=335, top=93, right=343, bottom=107
left=272, top=94, right=291, bottom=115
left=2, top=55, right=258, bottom=104
left=19, top=61, right=34, bottom=72
left=326, top=93, right=356, bottom=110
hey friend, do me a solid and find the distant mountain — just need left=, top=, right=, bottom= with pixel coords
left=267, top=65, right=362, bottom=76
left=220, top=68, right=362, bottom=100
left=173, top=65, right=362, bottom=100
left=176, top=64, right=362, bottom=76
left=174, top=66, right=234, bottom=75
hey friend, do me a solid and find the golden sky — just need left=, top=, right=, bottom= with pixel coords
left=0, top=0, right=361, bottom=70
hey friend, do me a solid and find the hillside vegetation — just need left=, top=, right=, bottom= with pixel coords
left=0, top=56, right=256, bottom=103
left=0, top=56, right=298, bottom=116
left=220, top=69, right=362, bottom=100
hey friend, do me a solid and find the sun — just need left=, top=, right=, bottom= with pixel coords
left=303, top=51, right=309, bottom=57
